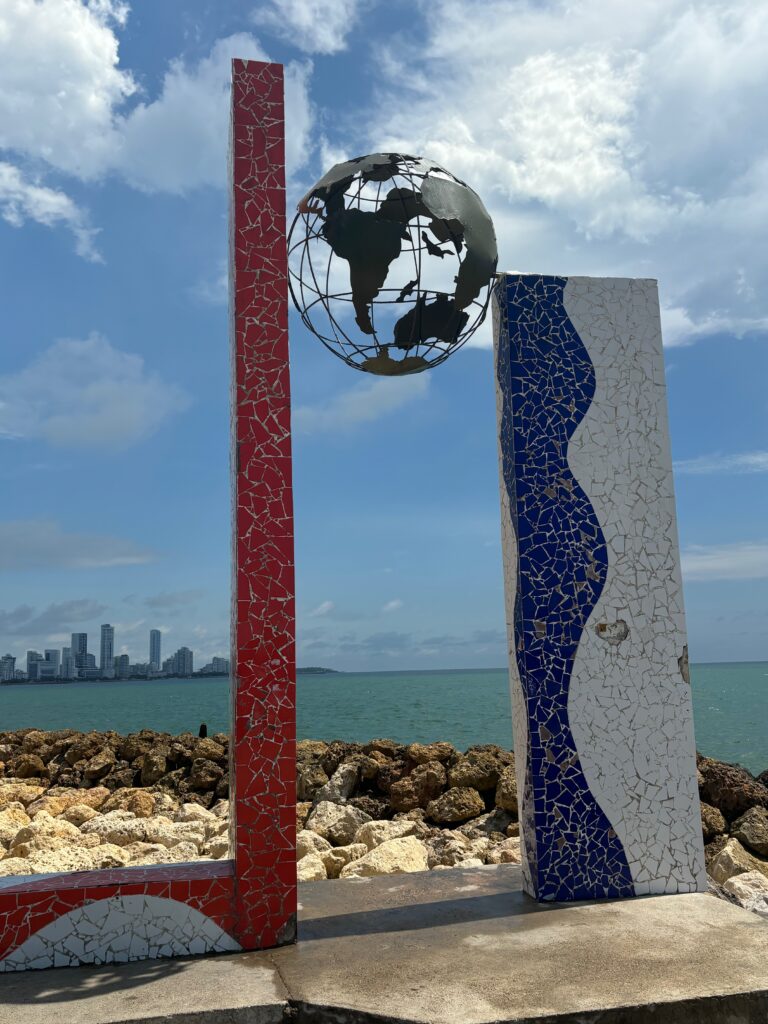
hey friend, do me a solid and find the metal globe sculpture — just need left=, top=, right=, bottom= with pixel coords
left=288, top=153, right=498, bottom=375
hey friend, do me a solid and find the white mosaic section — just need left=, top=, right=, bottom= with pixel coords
left=492, top=292, right=534, bottom=896
left=0, top=895, right=240, bottom=972
left=564, top=276, right=706, bottom=895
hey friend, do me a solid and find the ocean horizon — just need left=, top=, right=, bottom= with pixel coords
left=1, top=660, right=765, bottom=775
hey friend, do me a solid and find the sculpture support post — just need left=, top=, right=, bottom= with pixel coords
left=230, top=58, right=296, bottom=948
left=494, top=274, right=706, bottom=902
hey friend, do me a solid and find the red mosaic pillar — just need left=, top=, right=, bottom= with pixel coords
left=229, top=58, right=296, bottom=949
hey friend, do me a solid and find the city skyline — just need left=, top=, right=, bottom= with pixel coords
left=0, top=623, right=229, bottom=682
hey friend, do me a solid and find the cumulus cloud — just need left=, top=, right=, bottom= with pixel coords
left=0, top=334, right=189, bottom=447
left=252, top=0, right=362, bottom=55
left=363, top=0, right=768, bottom=347
left=294, top=373, right=428, bottom=433
left=675, top=451, right=768, bottom=475
left=681, top=542, right=768, bottom=581
left=0, top=520, right=154, bottom=570
left=0, top=162, right=100, bottom=260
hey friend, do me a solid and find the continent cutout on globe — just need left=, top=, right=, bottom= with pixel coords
left=294, top=153, right=498, bottom=374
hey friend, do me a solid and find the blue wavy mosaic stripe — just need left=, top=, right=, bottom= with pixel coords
left=496, top=275, right=634, bottom=901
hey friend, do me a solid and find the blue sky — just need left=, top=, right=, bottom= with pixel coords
left=0, top=0, right=767, bottom=672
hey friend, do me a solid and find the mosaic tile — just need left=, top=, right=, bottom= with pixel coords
left=494, top=274, right=706, bottom=902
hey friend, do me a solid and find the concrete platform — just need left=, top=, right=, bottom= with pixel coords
left=1, top=864, right=767, bottom=1023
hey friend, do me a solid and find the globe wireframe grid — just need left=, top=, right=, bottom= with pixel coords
left=288, top=155, right=497, bottom=375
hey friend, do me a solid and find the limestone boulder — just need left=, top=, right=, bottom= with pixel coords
left=297, top=853, right=327, bottom=881
left=457, top=808, right=514, bottom=838
left=723, top=870, right=768, bottom=920
left=9, top=811, right=83, bottom=850
left=188, top=758, right=224, bottom=791
left=426, top=830, right=473, bottom=868
left=406, top=742, right=455, bottom=765
left=698, top=758, right=768, bottom=821
left=204, top=837, right=230, bottom=859
left=140, top=749, right=168, bottom=786
left=124, top=841, right=201, bottom=866
left=448, top=752, right=502, bottom=792
left=340, top=836, right=429, bottom=878
left=427, top=787, right=485, bottom=824
left=0, top=805, right=30, bottom=846
left=12, top=754, right=46, bottom=779
left=363, top=738, right=402, bottom=759
left=708, top=837, right=768, bottom=884
left=296, top=801, right=312, bottom=831
left=731, top=806, right=768, bottom=857
left=485, top=836, right=522, bottom=865
left=321, top=843, right=367, bottom=879
left=174, top=802, right=217, bottom=824
left=495, top=765, right=518, bottom=814
left=348, top=795, right=389, bottom=820
left=700, top=802, right=727, bottom=840
left=306, top=801, right=371, bottom=846
left=0, top=783, right=45, bottom=810
left=193, top=738, right=226, bottom=763
left=61, top=804, right=99, bottom=827
left=389, top=761, right=446, bottom=812
left=314, top=762, right=359, bottom=804
left=297, top=829, right=332, bottom=859
left=354, top=819, right=421, bottom=851
left=101, top=788, right=156, bottom=818
left=375, top=759, right=410, bottom=794
left=83, top=747, right=116, bottom=780
left=296, top=739, right=330, bottom=762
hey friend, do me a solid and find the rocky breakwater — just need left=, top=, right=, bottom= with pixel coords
left=0, top=728, right=767, bottom=922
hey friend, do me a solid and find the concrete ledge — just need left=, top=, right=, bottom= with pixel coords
left=2, top=865, right=767, bottom=1023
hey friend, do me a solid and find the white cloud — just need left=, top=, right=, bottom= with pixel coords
left=308, top=599, right=334, bottom=617
left=0, top=520, right=153, bottom=570
left=382, top=599, right=403, bottom=613
left=0, top=162, right=100, bottom=260
left=253, top=0, right=361, bottom=55
left=294, top=373, right=428, bottom=433
left=362, top=0, right=768, bottom=347
left=681, top=542, right=768, bottom=581
left=0, top=334, right=190, bottom=447
left=117, top=34, right=313, bottom=191
left=675, top=451, right=768, bottom=475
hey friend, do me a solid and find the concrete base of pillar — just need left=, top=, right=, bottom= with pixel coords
left=2, top=864, right=767, bottom=1023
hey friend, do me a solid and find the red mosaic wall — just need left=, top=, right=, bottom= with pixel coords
left=0, top=58, right=295, bottom=970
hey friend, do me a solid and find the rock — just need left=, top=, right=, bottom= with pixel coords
left=10, top=811, right=83, bottom=849
left=101, top=789, right=156, bottom=818
left=296, top=763, right=330, bottom=801
left=0, top=783, right=45, bottom=809
left=389, top=761, right=446, bottom=812
left=427, top=787, right=485, bottom=824
left=340, top=836, right=429, bottom=878
left=296, top=801, right=312, bottom=831
left=731, top=806, right=768, bottom=857
left=457, top=809, right=514, bottom=838
left=321, top=843, right=367, bottom=879
left=297, top=853, right=327, bottom=881
left=175, top=802, right=217, bottom=823
left=448, top=752, right=502, bottom=791
left=80, top=811, right=185, bottom=849
left=151, top=792, right=180, bottom=817
left=211, top=799, right=229, bottom=819
left=375, top=759, right=409, bottom=794
left=126, top=841, right=201, bottom=866
left=90, top=843, right=132, bottom=869
left=297, top=829, right=332, bottom=859
left=83, top=747, right=116, bottom=780
left=141, top=749, right=168, bottom=786
left=296, top=740, right=329, bottom=761
left=447, top=857, right=485, bottom=869
left=306, top=801, right=372, bottom=846
left=426, top=831, right=472, bottom=868
left=349, top=795, right=389, bottom=820
left=700, top=802, right=727, bottom=840
left=506, top=822, right=520, bottom=838
left=205, top=837, right=230, bottom=859
left=708, top=837, right=768, bottom=884
left=188, top=758, right=224, bottom=791
left=486, top=836, right=522, bottom=864
left=466, top=743, right=515, bottom=767
left=722, top=870, right=768, bottom=919
left=314, top=762, right=359, bottom=804
left=193, top=738, right=225, bottom=763
left=0, top=846, right=99, bottom=876
left=363, top=739, right=402, bottom=759
left=354, top=819, right=421, bottom=851
left=0, top=806, right=31, bottom=846
left=406, top=742, right=455, bottom=765
left=61, top=804, right=99, bottom=827
left=495, top=765, right=518, bottom=814
left=41, top=786, right=110, bottom=812
left=698, top=758, right=768, bottom=821
left=101, top=766, right=138, bottom=791
left=13, top=754, right=46, bottom=779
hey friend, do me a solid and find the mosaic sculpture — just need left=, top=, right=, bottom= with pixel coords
left=288, top=154, right=498, bottom=375
left=493, top=274, right=706, bottom=900
left=0, top=58, right=295, bottom=971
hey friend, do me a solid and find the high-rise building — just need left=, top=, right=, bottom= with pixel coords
left=100, top=624, right=115, bottom=674
left=60, top=647, right=76, bottom=680
left=176, top=646, right=193, bottom=676
left=26, top=651, right=43, bottom=680
left=115, top=654, right=130, bottom=679
left=0, top=654, right=15, bottom=682
left=44, top=650, right=60, bottom=676
left=71, top=633, right=88, bottom=676
left=149, top=629, right=161, bottom=671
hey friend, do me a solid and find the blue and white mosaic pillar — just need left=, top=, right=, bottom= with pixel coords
left=493, top=274, right=706, bottom=902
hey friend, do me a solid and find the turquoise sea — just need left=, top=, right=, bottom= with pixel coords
left=0, top=662, right=765, bottom=775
